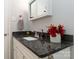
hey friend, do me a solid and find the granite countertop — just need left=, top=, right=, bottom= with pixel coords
left=13, top=31, right=73, bottom=58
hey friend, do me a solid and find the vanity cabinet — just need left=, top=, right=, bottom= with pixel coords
left=30, top=0, right=53, bottom=20
left=14, top=48, right=23, bottom=59
left=53, top=47, right=70, bottom=59
left=13, top=37, right=39, bottom=59
left=13, top=37, right=71, bottom=59
left=39, top=47, right=70, bottom=59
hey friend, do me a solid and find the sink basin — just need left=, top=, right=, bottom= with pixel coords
left=23, top=37, right=37, bottom=41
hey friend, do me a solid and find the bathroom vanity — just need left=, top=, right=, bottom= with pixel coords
left=13, top=31, right=73, bottom=59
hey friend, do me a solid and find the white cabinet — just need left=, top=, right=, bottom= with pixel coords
left=53, top=47, right=70, bottom=59
left=30, top=0, right=53, bottom=20
left=37, top=0, right=53, bottom=16
left=13, top=37, right=39, bottom=59
left=70, top=46, right=74, bottom=59
left=13, top=38, right=24, bottom=59
left=14, top=47, right=32, bottom=59
left=24, top=56, right=30, bottom=59
left=37, top=0, right=48, bottom=16
left=13, top=37, right=71, bottom=59
left=14, top=48, right=23, bottom=59
left=39, top=47, right=70, bottom=59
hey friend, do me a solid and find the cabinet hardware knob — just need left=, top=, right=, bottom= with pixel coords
left=30, top=17, right=33, bottom=18
left=44, top=10, right=46, bottom=12
left=4, top=34, right=7, bottom=36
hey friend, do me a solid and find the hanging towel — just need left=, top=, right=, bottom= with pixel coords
left=17, top=19, right=24, bottom=30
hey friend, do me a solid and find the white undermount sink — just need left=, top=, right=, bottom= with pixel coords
left=23, top=37, right=37, bottom=41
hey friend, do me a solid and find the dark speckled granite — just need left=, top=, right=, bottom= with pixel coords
left=13, top=31, right=73, bottom=58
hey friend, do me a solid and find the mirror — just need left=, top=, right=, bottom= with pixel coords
left=29, top=0, right=36, bottom=18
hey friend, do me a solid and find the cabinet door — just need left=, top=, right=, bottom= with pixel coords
left=13, top=38, right=39, bottom=59
left=53, top=47, right=70, bottom=59
left=23, top=56, right=32, bottom=59
left=14, top=49, right=16, bottom=59
left=14, top=48, right=24, bottom=59
left=37, top=0, right=48, bottom=16
left=31, top=1, right=37, bottom=18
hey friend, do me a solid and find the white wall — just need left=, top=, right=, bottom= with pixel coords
left=10, top=0, right=74, bottom=34
left=29, top=0, right=74, bottom=35
left=10, top=0, right=31, bottom=32
left=7, top=0, right=74, bottom=37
